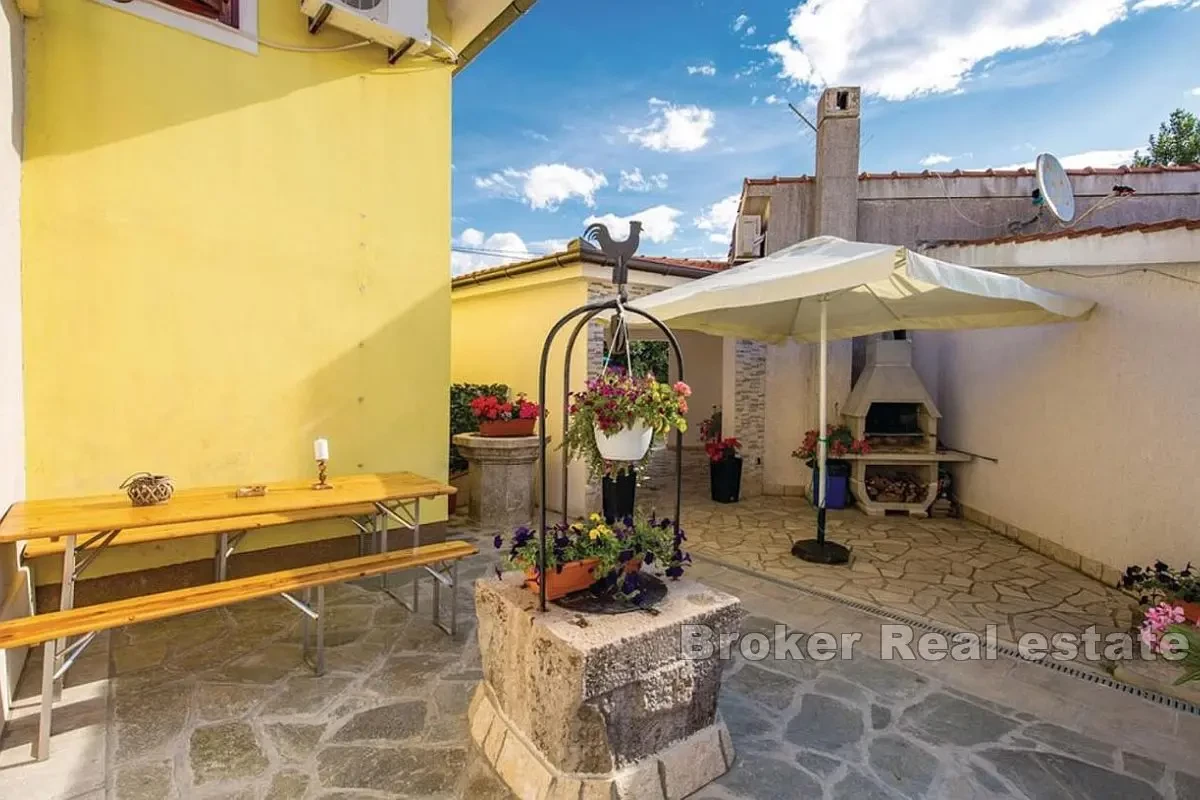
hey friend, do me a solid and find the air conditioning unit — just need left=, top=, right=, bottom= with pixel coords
left=300, top=0, right=431, bottom=60
left=734, top=214, right=764, bottom=259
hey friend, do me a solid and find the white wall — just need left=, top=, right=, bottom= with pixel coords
left=763, top=338, right=853, bottom=494
left=925, top=233, right=1200, bottom=573
left=669, top=331, right=723, bottom=447
left=0, top=0, right=27, bottom=729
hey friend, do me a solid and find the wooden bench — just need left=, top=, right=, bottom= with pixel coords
left=0, top=471, right=463, bottom=761
left=22, top=503, right=382, bottom=581
left=0, top=540, right=478, bottom=760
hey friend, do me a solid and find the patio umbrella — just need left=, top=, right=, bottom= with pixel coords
left=610, top=236, right=1095, bottom=563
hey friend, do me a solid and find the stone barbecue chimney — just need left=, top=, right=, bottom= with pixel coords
left=813, top=86, right=861, bottom=240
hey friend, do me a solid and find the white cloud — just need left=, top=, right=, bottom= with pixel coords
left=1191, top=87, right=1200, bottom=96
left=920, top=153, right=954, bottom=166
left=584, top=206, right=683, bottom=244
left=1132, top=0, right=1199, bottom=9
left=745, top=25, right=757, bottom=36
left=451, top=229, right=532, bottom=276
left=450, top=231, right=570, bottom=275
left=618, top=168, right=669, bottom=193
left=687, top=64, right=717, bottom=76
left=694, top=194, right=741, bottom=244
left=993, top=148, right=1138, bottom=170
left=768, top=0, right=1145, bottom=101
left=531, top=238, right=569, bottom=254
left=764, top=94, right=786, bottom=105
left=475, top=164, right=608, bottom=210
left=622, top=101, right=715, bottom=153
left=733, top=13, right=750, bottom=31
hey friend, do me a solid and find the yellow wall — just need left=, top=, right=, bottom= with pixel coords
left=451, top=268, right=589, bottom=514
left=21, top=1, right=454, bottom=582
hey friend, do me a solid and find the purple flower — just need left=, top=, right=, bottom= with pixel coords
left=665, top=565, right=683, bottom=579
left=621, top=573, right=640, bottom=594
left=618, top=549, right=633, bottom=564
left=493, top=535, right=504, bottom=549
left=644, top=552, right=655, bottom=564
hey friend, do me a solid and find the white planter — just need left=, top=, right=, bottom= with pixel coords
left=594, top=421, right=653, bottom=461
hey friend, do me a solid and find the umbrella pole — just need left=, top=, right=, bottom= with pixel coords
left=817, top=296, right=828, bottom=542
left=791, top=297, right=850, bottom=565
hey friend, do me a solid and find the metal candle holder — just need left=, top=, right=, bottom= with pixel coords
left=312, top=459, right=332, bottom=490
left=534, top=222, right=685, bottom=612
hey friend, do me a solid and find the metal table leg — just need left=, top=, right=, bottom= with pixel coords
left=53, top=534, right=77, bottom=698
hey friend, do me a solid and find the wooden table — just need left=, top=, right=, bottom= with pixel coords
left=0, top=472, right=457, bottom=685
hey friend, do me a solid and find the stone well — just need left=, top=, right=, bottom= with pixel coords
left=451, top=433, right=541, bottom=529
left=469, top=575, right=744, bottom=799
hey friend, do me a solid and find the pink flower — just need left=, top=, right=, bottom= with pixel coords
left=673, top=381, right=692, bottom=397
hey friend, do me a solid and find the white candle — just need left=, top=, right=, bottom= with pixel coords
left=313, top=438, right=330, bottom=461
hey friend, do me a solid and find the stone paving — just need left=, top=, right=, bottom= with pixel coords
left=642, top=454, right=1137, bottom=648
left=1, top=519, right=1198, bottom=799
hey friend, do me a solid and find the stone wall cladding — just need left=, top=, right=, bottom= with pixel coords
left=735, top=340, right=767, bottom=496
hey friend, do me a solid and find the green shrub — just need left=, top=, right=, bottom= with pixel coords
left=449, top=382, right=509, bottom=473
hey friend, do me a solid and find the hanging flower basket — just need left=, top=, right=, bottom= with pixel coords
left=564, top=371, right=691, bottom=479
left=593, top=421, right=653, bottom=461
left=479, top=419, right=536, bottom=437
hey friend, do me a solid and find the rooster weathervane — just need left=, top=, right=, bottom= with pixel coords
left=582, top=220, right=642, bottom=300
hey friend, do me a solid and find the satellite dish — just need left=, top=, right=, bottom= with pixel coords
left=1035, top=153, right=1076, bottom=223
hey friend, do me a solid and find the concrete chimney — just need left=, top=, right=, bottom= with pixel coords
left=812, top=87, right=861, bottom=240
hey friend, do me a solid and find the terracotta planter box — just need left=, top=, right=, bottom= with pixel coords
left=478, top=419, right=536, bottom=437
left=1178, top=600, right=1200, bottom=625
left=523, top=558, right=644, bottom=601
left=525, top=559, right=600, bottom=601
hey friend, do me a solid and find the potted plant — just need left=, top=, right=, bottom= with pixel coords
left=701, top=406, right=742, bottom=503
left=493, top=514, right=691, bottom=603
left=1137, top=602, right=1200, bottom=686
left=791, top=424, right=870, bottom=509
left=1121, top=561, right=1200, bottom=624
left=563, top=370, right=690, bottom=520
left=470, top=393, right=542, bottom=437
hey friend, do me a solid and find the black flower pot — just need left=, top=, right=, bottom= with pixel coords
left=602, top=469, right=637, bottom=523
left=710, top=457, right=743, bottom=503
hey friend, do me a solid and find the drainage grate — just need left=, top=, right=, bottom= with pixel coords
left=697, top=553, right=1200, bottom=718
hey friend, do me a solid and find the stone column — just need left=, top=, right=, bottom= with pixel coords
left=451, top=434, right=541, bottom=529
left=469, top=576, right=744, bottom=799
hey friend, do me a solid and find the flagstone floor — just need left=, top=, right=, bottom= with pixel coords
left=1, top=520, right=1197, bottom=799
left=641, top=453, right=1137, bottom=648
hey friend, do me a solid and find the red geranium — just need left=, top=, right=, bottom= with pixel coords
left=470, top=393, right=541, bottom=422
left=705, top=437, right=741, bottom=463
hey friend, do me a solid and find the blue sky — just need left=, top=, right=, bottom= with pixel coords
left=450, top=0, right=1200, bottom=273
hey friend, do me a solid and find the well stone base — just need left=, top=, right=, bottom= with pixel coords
left=452, top=433, right=541, bottom=529
left=470, top=575, right=743, bottom=800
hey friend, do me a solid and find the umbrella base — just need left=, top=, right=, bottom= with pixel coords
left=791, top=539, right=850, bottom=564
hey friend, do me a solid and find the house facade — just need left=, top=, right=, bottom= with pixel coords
left=451, top=241, right=729, bottom=516
left=1, top=0, right=527, bottom=726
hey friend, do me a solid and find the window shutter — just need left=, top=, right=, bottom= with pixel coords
left=159, top=0, right=239, bottom=28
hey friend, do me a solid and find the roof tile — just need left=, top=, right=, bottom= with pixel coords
left=932, top=218, right=1200, bottom=248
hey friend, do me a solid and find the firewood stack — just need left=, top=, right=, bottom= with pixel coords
left=865, top=473, right=928, bottom=504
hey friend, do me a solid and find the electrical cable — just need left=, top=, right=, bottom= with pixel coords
left=257, top=36, right=372, bottom=53
left=995, top=266, right=1200, bottom=287
left=930, top=171, right=1013, bottom=231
